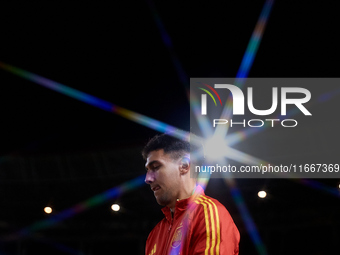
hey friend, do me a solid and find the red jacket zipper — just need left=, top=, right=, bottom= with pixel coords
left=163, top=219, right=173, bottom=255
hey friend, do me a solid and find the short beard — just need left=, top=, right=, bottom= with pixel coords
left=156, top=193, right=172, bottom=207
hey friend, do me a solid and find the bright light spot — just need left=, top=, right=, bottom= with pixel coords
left=44, top=206, right=52, bottom=214
left=258, top=191, right=267, bottom=198
left=204, top=135, right=229, bottom=161
left=111, top=204, right=120, bottom=212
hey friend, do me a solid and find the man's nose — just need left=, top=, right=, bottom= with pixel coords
left=145, top=171, right=155, bottom=184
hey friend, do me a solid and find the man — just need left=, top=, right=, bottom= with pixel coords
left=143, top=133, right=240, bottom=255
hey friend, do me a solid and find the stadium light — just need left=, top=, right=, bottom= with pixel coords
left=111, top=204, right=120, bottom=212
left=44, top=206, right=52, bottom=214
left=258, top=191, right=267, bottom=198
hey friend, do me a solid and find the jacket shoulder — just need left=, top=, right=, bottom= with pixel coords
left=194, top=194, right=231, bottom=215
left=192, top=194, right=238, bottom=230
left=189, top=194, right=240, bottom=255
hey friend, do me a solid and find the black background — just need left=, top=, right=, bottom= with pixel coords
left=1, top=1, right=340, bottom=254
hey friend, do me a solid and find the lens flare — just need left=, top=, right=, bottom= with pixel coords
left=204, top=135, right=229, bottom=161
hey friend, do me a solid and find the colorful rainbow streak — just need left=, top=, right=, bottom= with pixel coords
left=299, top=179, right=340, bottom=197
left=177, top=1, right=274, bottom=253
left=4, top=175, right=145, bottom=240
left=1, top=2, right=269, bottom=253
left=227, top=180, right=268, bottom=255
left=217, top=0, right=274, bottom=138
left=146, top=0, right=188, bottom=89
left=236, top=0, right=274, bottom=79
left=146, top=0, right=214, bottom=139
left=215, top=1, right=275, bottom=254
left=0, top=223, right=83, bottom=254
left=0, top=61, right=189, bottom=141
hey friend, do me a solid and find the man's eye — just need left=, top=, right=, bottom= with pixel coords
left=146, top=165, right=160, bottom=172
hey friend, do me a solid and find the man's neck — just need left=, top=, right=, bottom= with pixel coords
left=169, top=184, right=197, bottom=216
left=177, top=182, right=196, bottom=201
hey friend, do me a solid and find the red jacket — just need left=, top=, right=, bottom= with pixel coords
left=145, top=186, right=240, bottom=255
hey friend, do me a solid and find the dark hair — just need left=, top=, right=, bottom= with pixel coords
left=142, top=133, right=190, bottom=160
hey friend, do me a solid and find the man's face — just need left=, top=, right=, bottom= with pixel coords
left=145, top=149, right=181, bottom=208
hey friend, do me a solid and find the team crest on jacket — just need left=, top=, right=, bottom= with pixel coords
left=171, top=223, right=183, bottom=248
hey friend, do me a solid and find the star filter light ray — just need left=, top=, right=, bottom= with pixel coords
left=0, top=3, right=336, bottom=255
left=3, top=175, right=145, bottom=241
left=146, top=0, right=213, bottom=138
left=146, top=0, right=188, bottom=90
left=236, top=0, right=274, bottom=79
left=216, top=0, right=275, bottom=139
left=148, top=0, right=274, bottom=253
left=166, top=0, right=274, bottom=252
left=192, top=1, right=274, bottom=254
left=0, top=61, right=189, bottom=141
left=0, top=215, right=84, bottom=254
left=226, top=178, right=268, bottom=255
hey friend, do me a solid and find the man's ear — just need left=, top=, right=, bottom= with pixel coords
left=179, top=156, right=190, bottom=175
